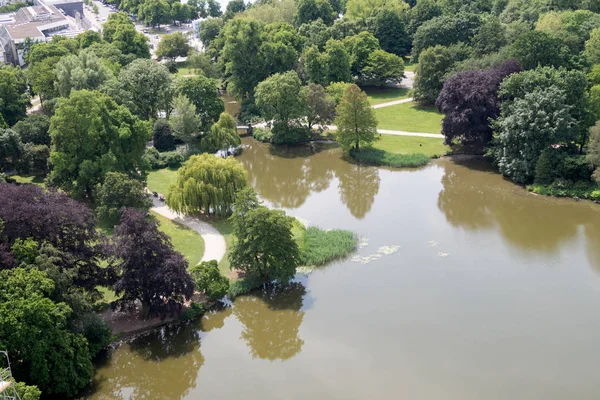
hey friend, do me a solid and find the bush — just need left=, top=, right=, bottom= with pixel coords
left=350, top=148, right=431, bottom=168
left=528, top=182, right=600, bottom=200
left=252, top=127, right=273, bottom=143
left=272, top=121, right=310, bottom=145
left=152, top=119, right=176, bottom=152
left=562, top=155, right=593, bottom=182
left=189, top=260, right=229, bottom=302
left=535, top=149, right=593, bottom=184
left=72, top=312, right=112, bottom=357
left=300, top=226, right=357, bottom=266
left=162, top=151, right=184, bottom=168
left=180, top=302, right=206, bottom=321
left=228, top=276, right=265, bottom=299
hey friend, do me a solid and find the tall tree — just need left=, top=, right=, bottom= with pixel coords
left=167, top=154, right=247, bottom=216
left=223, top=0, right=246, bottom=19
left=118, top=59, right=173, bottom=119
left=302, top=83, right=336, bottom=129
left=198, top=18, right=223, bottom=48
left=436, top=60, right=521, bottom=153
left=324, top=39, right=352, bottom=83
left=175, top=75, right=224, bottom=131
left=201, top=112, right=241, bottom=153
left=587, top=121, right=600, bottom=182
left=367, top=8, right=410, bottom=57
left=0, top=129, right=22, bottom=172
left=294, top=0, right=336, bottom=25
left=229, top=189, right=300, bottom=283
left=0, top=65, right=29, bottom=126
left=49, top=90, right=149, bottom=199
left=413, top=45, right=455, bottom=105
left=511, top=30, right=571, bottom=70
left=343, top=31, right=380, bottom=76
left=152, top=118, right=176, bottom=151
left=345, top=0, right=408, bottom=19
left=54, top=50, right=113, bottom=97
left=169, top=95, right=200, bottom=148
left=189, top=260, right=229, bottom=301
left=359, top=49, right=404, bottom=87
left=156, top=32, right=190, bottom=60
left=112, top=24, right=151, bottom=58
left=95, top=172, right=152, bottom=223
left=12, top=114, right=50, bottom=146
left=0, top=268, right=94, bottom=397
left=139, top=0, right=171, bottom=28
left=334, top=84, right=378, bottom=151
left=111, top=208, right=194, bottom=318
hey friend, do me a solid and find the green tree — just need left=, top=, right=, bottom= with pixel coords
left=49, top=90, right=149, bottom=199
left=584, top=28, right=600, bottom=65
left=511, top=30, right=571, bottom=70
left=0, top=268, right=94, bottom=397
left=345, top=0, right=408, bottom=19
left=294, top=0, right=335, bottom=26
left=0, top=65, right=29, bottom=126
left=413, top=45, right=455, bottom=105
left=303, top=83, right=335, bottom=129
left=112, top=24, right=151, bottom=58
left=189, top=260, right=229, bottom=301
left=27, top=57, right=60, bottom=102
left=95, top=171, right=152, bottom=223
left=201, top=112, right=241, bottom=153
left=334, top=84, right=378, bottom=151
left=304, top=45, right=330, bottom=85
left=54, top=50, right=113, bottom=97
left=407, top=0, right=442, bottom=36
left=587, top=121, right=600, bottom=182
left=492, top=87, right=577, bottom=183
left=261, top=22, right=301, bottom=77
left=167, top=153, right=247, bottom=216
left=326, top=81, right=351, bottom=104
left=118, top=59, right=173, bottom=119
left=77, top=30, right=103, bottom=48
left=198, top=17, right=223, bottom=48
left=156, top=32, right=190, bottom=60
left=152, top=118, right=176, bottom=151
left=220, top=18, right=265, bottom=96
left=0, top=129, right=22, bottom=172
left=471, top=16, right=508, bottom=57
left=103, top=12, right=134, bottom=42
left=324, top=39, right=352, bottom=83
left=229, top=190, right=300, bottom=282
left=19, top=143, right=49, bottom=175
left=170, top=95, right=200, bottom=148
left=175, top=74, right=224, bottom=131
left=139, top=0, right=171, bottom=28
left=367, top=8, right=410, bottom=57
left=223, top=0, right=245, bottom=19
left=13, top=381, right=41, bottom=400
left=344, top=31, right=380, bottom=76
left=360, top=49, right=404, bottom=87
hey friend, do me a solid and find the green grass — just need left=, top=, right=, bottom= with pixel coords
left=373, top=134, right=448, bottom=157
left=152, top=211, right=204, bottom=266
left=299, top=226, right=357, bottom=266
left=351, top=148, right=431, bottom=168
left=364, top=87, right=411, bottom=105
left=375, top=101, right=442, bottom=133
left=528, top=183, right=600, bottom=201
left=404, top=61, right=416, bottom=72
left=147, top=167, right=178, bottom=196
left=11, top=174, right=45, bottom=186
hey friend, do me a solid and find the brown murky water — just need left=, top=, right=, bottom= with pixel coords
left=85, top=138, right=600, bottom=399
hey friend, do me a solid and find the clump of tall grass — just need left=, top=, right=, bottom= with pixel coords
left=299, top=226, right=357, bottom=266
left=351, top=148, right=430, bottom=168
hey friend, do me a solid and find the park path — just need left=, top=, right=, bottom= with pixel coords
left=371, top=97, right=414, bottom=109
left=150, top=196, right=226, bottom=264
left=323, top=125, right=443, bottom=138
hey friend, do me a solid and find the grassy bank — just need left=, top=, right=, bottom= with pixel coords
left=364, top=87, right=411, bottom=105
left=351, top=148, right=431, bottom=168
left=299, top=226, right=357, bottom=266
left=147, top=167, right=178, bottom=195
left=375, top=101, right=442, bottom=133
left=373, top=134, right=448, bottom=157
left=528, top=183, right=600, bottom=201
left=152, top=212, right=205, bottom=266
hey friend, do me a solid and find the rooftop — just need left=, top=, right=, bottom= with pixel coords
left=4, top=4, right=68, bottom=39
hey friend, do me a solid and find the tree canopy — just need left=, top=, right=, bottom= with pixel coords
left=334, top=84, right=378, bottom=151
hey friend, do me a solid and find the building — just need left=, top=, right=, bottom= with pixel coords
left=0, top=2, right=83, bottom=65
left=37, top=0, right=83, bottom=18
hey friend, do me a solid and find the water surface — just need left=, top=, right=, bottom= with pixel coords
left=86, top=139, right=600, bottom=399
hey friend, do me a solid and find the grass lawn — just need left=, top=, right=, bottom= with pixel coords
left=373, top=134, right=448, bottom=157
left=11, top=174, right=45, bottom=186
left=404, top=58, right=416, bottom=72
left=375, top=101, right=442, bottom=133
left=364, top=87, right=411, bottom=105
left=147, top=167, right=178, bottom=195
left=152, top=211, right=204, bottom=266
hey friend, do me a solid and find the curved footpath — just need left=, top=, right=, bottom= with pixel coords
left=150, top=196, right=226, bottom=264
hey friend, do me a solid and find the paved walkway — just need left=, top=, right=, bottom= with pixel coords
left=371, top=97, right=414, bottom=109
left=324, top=125, right=443, bottom=138
left=150, top=196, right=226, bottom=264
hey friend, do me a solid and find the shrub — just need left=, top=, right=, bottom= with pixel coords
left=252, top=127, right=273, bottom=143
left=189, top=260, right=229, bottom=302
left=272, top=121, right=310, bottom=145
left=162, top=151, right=184, bottom=168
left=72, top=312, right=112, bottom=357
left=143, top=147, right=166, bottom=169
left=562, top=155, right=593, bottom=182
left=228, top=276, right=265, bottom=299
left=535, top=149, right=593, bottom=184
left=350, top=148, right=431, bottom=168
left=152, top=119, right=176, bottom=152
left=180, top=302, right=206, bottom=321
left=300, top=226, right=357, bottom=266
left=528, top=182, right=600, bottom=200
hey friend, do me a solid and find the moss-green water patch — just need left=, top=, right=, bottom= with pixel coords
left=299, top=226, right=357, bottom=266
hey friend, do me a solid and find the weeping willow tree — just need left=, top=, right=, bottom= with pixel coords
left=201, top=112, right=241, bottom=153
left=166, top=154, right=248, bottom=217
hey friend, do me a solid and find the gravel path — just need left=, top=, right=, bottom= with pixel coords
left=371, top=97, right=415, bottom=109
left=150, top=196, right=226, bottom=264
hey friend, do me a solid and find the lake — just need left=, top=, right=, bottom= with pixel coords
left=84, top=138, right=600, bottom=399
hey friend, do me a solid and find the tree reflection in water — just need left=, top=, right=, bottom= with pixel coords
left=437, top=158, right=600, bottom=271
left=86, top=323, right=205, bottom=399
left=234, top=282, right=308, bottom=361
left=238, top=138, right=381, bottom=219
